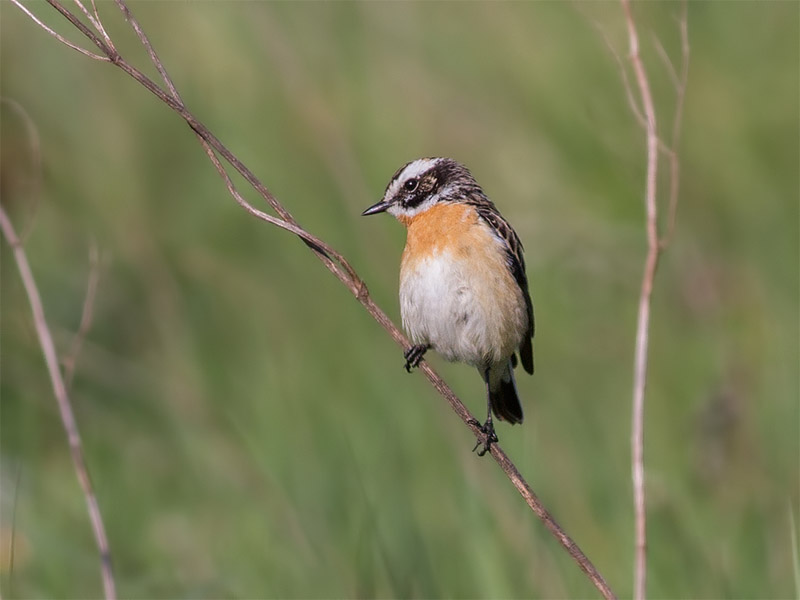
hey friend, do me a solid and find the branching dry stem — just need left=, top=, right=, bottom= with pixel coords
left=0, top=208, right=116, bottom=600
left=62, top=240, right=102, bottom=388
left=6, top=2, right=636, bottom=598
left=619, top=2, right=689, bottom=599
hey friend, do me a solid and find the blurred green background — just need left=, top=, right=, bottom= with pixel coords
left=1, top=1, right=798, bottom=598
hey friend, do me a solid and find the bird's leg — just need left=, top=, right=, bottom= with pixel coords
left=403, top=344, right=430, bottom=372
left=472, top=367, right=498, bottom=456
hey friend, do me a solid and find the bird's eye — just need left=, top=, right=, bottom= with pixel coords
left=404, top=178, right=418, bottom=192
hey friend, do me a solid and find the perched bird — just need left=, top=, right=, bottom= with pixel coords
left=362, top=157, right=534, bottom=454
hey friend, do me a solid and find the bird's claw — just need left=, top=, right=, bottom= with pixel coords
left=471, top=419, right=499, bottom=456
left=403, top=344, right=429, bottom=372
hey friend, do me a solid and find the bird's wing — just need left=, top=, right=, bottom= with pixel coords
left=473, top=203, right=535, bottom=375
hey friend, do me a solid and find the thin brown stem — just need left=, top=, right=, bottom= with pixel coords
left=596, top=24, right=648, bottom=131
left=14, top=2, right=618, bottom=597
left=0, top=207, right=116, bottom=600
left=416, top=363, right=615, bottom=597
left=620, top=2, right=688, bottom=599
left=659, top=3, right=689, bottom=249
left=62, top=240, right=101, bottom=388
left=76, top=0, right=115, bottom=52
left=620, top=2, right=658, bottom=599
left=596, top=25, right=672, bottom=160
left=106, top=0, right=366, bottom=291
left=10, top=0, right=110, bottom=61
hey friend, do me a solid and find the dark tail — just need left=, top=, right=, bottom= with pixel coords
left=489, top=361, right=524, bottom=425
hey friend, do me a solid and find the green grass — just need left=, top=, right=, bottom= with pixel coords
left=2, top=2, right=798, bottom=598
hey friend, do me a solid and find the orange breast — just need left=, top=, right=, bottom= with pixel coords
left=397, top=201, right=528, bottom=365
left=400, top=202, right=484, bottom=269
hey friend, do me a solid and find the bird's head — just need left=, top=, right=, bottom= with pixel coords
left=362, top=157, right=481, bottom=223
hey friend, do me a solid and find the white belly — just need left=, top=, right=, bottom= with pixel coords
left=399, top=248, right=526, bottom=368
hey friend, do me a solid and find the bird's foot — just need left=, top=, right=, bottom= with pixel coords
left=470, top=418, right=499, bottom=457
left=403, top=344, right=429, bottom=372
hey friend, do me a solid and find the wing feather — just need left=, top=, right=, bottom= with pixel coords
left=471, top=202, right=535, bottom=375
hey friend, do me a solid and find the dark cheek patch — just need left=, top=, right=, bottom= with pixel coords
left=404, top=191, right=426, bottom=209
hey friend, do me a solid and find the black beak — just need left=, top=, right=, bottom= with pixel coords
left=361, top=199, right=392, bottom=216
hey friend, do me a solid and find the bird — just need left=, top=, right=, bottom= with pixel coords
left=362, top=157, right=534, bottom=454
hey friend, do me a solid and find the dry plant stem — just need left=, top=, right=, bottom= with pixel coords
left=620, top=1, right=681, bottom=599
left=63, top=241, right=101, bottom=388
left=418, top=365, right=616, bottom=599
left=620, top=4, right=689, bottom=599
left=0, top=207, right=116, bottom=600
left=15, top=1, right=617, bottom=597
left=109, top=0, right=365, bottom=291
left=9, top=0, right=109, bottom=61
left=74, top=0, right=115, bottom=52
left=657, top=4, right=689, bottom=249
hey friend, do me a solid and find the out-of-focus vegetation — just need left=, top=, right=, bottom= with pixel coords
left=1, top=2, right=797, bottom=598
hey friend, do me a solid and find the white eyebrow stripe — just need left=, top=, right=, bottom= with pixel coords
left=396, top=158, right=440, bottom=182
left=384, top=157, right=442, bottom=202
